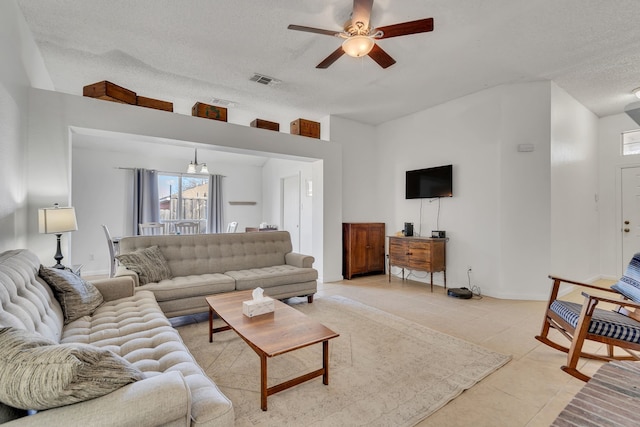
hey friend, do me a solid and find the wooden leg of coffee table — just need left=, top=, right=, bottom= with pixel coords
left=261, top=354, right=268, bottom=411
left=209, top=307, right=213, bottom=343
left=323, top=340, right=329, bottom=385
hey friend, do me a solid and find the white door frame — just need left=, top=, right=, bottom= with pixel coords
left=617, top=163, right=640, bottom=276
left=281, top=173, right=301, bottom=252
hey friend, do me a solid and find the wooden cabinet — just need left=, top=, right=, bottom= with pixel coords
left=342, top=223, right=386, bottom=279
left=388, top=236, right=446, bottom=291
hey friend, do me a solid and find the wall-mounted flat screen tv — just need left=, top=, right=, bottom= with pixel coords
left=406, top=164, right=453, bottom=199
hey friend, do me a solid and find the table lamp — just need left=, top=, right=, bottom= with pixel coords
left=38, top=203, right=78, bottom=269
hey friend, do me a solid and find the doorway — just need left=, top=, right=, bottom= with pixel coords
left=621, top=166, right=640, bottom=272
left=282, top=174, right=301, bottom=252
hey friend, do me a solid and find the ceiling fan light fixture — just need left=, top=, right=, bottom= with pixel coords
left=634, top=87, right=640, bottom=99
left=342, top=35, right=375, bottom=58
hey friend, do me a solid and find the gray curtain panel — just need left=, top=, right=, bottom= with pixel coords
left=133, top=169, right=159, bottom=234
left=207, top=174, right=224, bottom=233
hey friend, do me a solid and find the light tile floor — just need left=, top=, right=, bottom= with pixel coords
left=312, top=274, right=617, bottom=427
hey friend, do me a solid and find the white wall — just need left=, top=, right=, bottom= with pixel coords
left=0, top=0, right=53, bottom=251
left=26, top=89, right=343, bottom=282
left=261, top=158, right=314, bottom=255
left=367, top=82, right=554, bottom=299
left=71, top=142, right=265, bottom=275
left=598, top=113, right=640, bottom=278
left=550, top=83, right=600, bottom=282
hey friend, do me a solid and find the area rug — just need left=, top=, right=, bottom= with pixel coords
left=176, top=296, right=511, bottom=426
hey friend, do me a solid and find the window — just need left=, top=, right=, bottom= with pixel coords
left=158, top=173, right=208, bottom=232
left=623, top=130, right=640, bottom=155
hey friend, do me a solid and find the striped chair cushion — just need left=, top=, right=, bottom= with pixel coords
left=550, top=300, right=640, bottom=342
left=611, top=252, right=640, bottom=303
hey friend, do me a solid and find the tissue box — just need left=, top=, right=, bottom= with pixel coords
left=242, top=297, right=275, bottom=317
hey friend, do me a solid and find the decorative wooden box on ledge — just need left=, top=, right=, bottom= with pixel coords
left=250, top=119, right=280, bottom=132
left=192, top=102, right=228, bottom=122
left=83, top=81, right=173, bottom=112
left=137, top=96, right=173, bottom=112
left=83, top=80, right=136, bottom=104
left=290, top=118, right=320, bottom=139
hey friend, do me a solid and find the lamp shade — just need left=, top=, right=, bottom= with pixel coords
left=342, top=35, right=375, bottom=58
left=38, top=205, right=78, bottom=234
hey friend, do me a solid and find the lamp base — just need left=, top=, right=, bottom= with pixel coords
left=53, top=233, right=66, bottom=269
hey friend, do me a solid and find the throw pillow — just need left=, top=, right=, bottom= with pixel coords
left=115, top=245, right=172, bottom=285
left=612, top=253, right=640, bottom=303
left=39, top=266, right=104, bottom=324
left=0, top=327, right=144, bottom=410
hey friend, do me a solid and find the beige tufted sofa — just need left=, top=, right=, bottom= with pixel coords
left=0, top=249, right=234, bottom=427
left=115, top=231, right=318, bottom=318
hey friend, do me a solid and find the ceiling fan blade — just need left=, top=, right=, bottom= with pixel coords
left=375, top=18, right=434, bottom=39
left=287, top=24, right=340, bottom=37
left=351, top=0, right=374, bottom=28
left=316, top=46, right=346, bottom=69
left=368, top=43, right=396, bottom=69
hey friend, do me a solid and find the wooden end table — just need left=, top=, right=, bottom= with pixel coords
left=206, top=290, right=339, bottom=411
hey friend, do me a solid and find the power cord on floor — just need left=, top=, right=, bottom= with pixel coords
left=467, top=269, right=482, bottom=299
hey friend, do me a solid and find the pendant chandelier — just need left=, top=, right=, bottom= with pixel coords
left=187, top=148, right=209, bottom=174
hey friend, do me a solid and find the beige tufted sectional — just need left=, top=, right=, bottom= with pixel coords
left=115, top=231, right=318, bottom=318
left=0, top=249, right=234, bottom=426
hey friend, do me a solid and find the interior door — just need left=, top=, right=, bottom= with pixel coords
left=621, top=166, right=640, bottom=271
left=282, top=175, right=300, bottom=252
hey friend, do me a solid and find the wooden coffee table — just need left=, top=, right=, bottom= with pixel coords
left=206, top=290, right=339, bottom=411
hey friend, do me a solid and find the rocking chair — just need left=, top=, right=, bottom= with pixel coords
left=535, top=253, right=640, bottom=381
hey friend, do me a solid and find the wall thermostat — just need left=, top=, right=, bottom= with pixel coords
left=431, top=230, right=446, bottom=238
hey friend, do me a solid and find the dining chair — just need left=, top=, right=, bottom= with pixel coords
left=101, top=224, right=117, bottom=278
left=175, top=221, right=200, bottom=235
left=139, top=222, right=166, bottom=235
left=535, top=252, right=640, bottom=381
left=226, top=221, right=238, bottom=233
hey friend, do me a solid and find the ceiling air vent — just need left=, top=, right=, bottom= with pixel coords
left=210, top=98, right=237, bottom=108
left=249, top=73, right=281, bottom=86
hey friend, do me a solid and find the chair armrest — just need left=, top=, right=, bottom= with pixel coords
left=548, top=275, right=620, bottom=294
left=580, top=291, right=640, bottom=311
left=286, top=252, right=315, bottom=268
left=90, top=277, right=135, bottom=302
left=114, top=266, right=140, bottom=287
left=3, top=371, right=191, bottom=427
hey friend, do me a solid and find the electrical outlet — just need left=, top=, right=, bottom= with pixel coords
left=467, top=266, right=472, bottom=273
left=89, top=253, right=95, bottom=261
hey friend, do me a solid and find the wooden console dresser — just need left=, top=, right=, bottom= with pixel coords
left=388, top=236, right=446, bottom=291
left=342, top=223, right=386, bottom=279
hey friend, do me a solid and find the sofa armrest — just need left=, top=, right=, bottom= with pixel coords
left=286, top=252, right=315, bottom=268
left=3, top=371, right=191, bottom=427
left=114, top=266, right=140, bottom=287
left=91, top=276, right=135, bottom=302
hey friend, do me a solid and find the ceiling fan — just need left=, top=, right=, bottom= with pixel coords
left=287, top=0, right=434, bottom=69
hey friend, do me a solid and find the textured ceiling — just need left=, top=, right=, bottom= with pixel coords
left=16, top=0, right=640, bottom=126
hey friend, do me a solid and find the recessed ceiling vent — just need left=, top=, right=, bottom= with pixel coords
left=210, top=98, right=237, bottom=107
left=249, top=73, right=281, bottom=86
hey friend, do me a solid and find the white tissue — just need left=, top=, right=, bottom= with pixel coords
left=252, top=287, right=264, bottom=301
left=243, top=287, right=274, bottom=317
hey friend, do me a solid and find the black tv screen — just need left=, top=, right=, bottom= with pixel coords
left=406, top=165, right=453, bottom=199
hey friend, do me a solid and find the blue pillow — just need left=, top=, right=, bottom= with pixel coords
left=611, top=253, right=640, bottom=303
